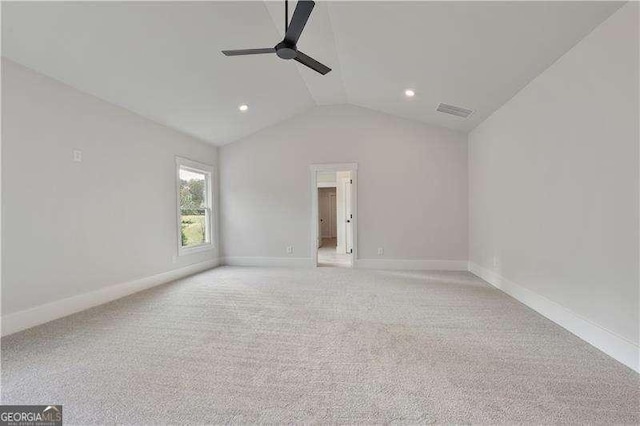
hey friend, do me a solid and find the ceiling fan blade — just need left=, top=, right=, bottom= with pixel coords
left=222, top=48, right=275, bottom=56
left=294, top=51, right=331, bottom=75
left=284, top=0, right=315, bottom=45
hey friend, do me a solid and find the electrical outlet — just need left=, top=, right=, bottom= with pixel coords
left=286, top=246, right=294, bottom=254
left=377, top=247, right=384, bottom=255
left=493, top=255, right=500, bottom=270
left=72, top=149, right=82, bottom=162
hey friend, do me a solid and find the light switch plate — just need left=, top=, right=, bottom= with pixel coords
left=72, top=149, right=82, bottom=162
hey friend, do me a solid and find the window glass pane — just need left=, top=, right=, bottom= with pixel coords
left=180, top=168, right=207, bottom=247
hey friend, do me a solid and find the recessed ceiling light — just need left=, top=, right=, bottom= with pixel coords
left=404, top=89, right=415, bottom=98
left=238, top=104, right=248, bottom=112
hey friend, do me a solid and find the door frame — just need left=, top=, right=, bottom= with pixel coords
left=310, top=163, right=358, bottom=267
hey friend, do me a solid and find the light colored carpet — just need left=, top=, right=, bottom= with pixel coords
left=1, top=267, right=638, bottom=424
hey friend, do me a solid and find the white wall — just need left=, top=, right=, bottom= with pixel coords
left=469, top=2, right=639, bottom=366
left=1, top=59, right=219, bottom=319
left=220, top=104, right=468, bottom=266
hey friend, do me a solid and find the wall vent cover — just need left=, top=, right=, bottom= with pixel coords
left=436, top=103, right=474, bottom=118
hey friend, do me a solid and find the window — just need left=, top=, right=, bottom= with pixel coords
left=176, top=157, right=213, bottom=255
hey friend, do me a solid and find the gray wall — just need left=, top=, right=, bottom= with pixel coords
left=1, top=59, right=219, bottom=315
left=469, top=2, right=639, bottom=345
left=220, top=104, right=468, bottom=263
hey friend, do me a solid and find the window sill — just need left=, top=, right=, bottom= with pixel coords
left=178, top=243, right=215, bottom=257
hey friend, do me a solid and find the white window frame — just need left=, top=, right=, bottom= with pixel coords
left=176, top=156, right=214, bottom=256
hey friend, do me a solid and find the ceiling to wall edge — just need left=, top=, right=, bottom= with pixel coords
left=2, top=57, right=218, bottom=150
left=2, top=52, right=566, bottom=150
left=468, top=1, right=626, bottom=138
left=1, top=58, right=487, bottom=148
left=216, top=103, right=469, bottom=148
left=220, top=0, right=624, bottom=147
left=216, top=102, right=318, bottom=146
left=5, top=0, right=618, bottom=148
left=5, top=55, right=467, bottom=148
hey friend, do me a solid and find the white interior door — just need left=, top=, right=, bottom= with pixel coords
left=345, top=178, right=353, bottom=254
left=317, top=189, right=322, bottom=248
left=336, top=177, right=348, bottom=253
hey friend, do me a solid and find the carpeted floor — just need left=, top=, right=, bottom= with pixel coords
left=1, top=267, right=638, bottom=424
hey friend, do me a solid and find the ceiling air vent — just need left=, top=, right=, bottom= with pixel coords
left=436, top=103, right=474, bottom=118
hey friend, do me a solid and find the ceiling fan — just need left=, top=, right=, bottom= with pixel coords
left=222, top=0, right=331, bottom=75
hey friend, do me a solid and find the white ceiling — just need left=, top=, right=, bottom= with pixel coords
left=2, top=1, right=623, bottom=145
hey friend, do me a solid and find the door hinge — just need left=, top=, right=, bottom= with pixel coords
left=350, top=214, right=353, bottom=219
left=350, top=179, right=353, bottom=184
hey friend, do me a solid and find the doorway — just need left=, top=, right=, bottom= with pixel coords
left=310, top=163, right=357, bottom=267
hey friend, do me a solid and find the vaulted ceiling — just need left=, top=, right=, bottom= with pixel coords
left=2, top=1, right=623, bottom=145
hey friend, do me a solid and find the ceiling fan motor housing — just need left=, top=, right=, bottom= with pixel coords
left=275, top=42, right=297, bottom=60
left=222, top=0, right=331, bottom=75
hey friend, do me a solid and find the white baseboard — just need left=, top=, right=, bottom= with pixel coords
left=223, top=257, right=315, bottom=268
left=355, top=258, right=468, bottom=271
left=221, top=257, right=467, bottom=271
left=468, top=262, right=639, bottom=373
left=1, top=258, right=221, bottom=337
